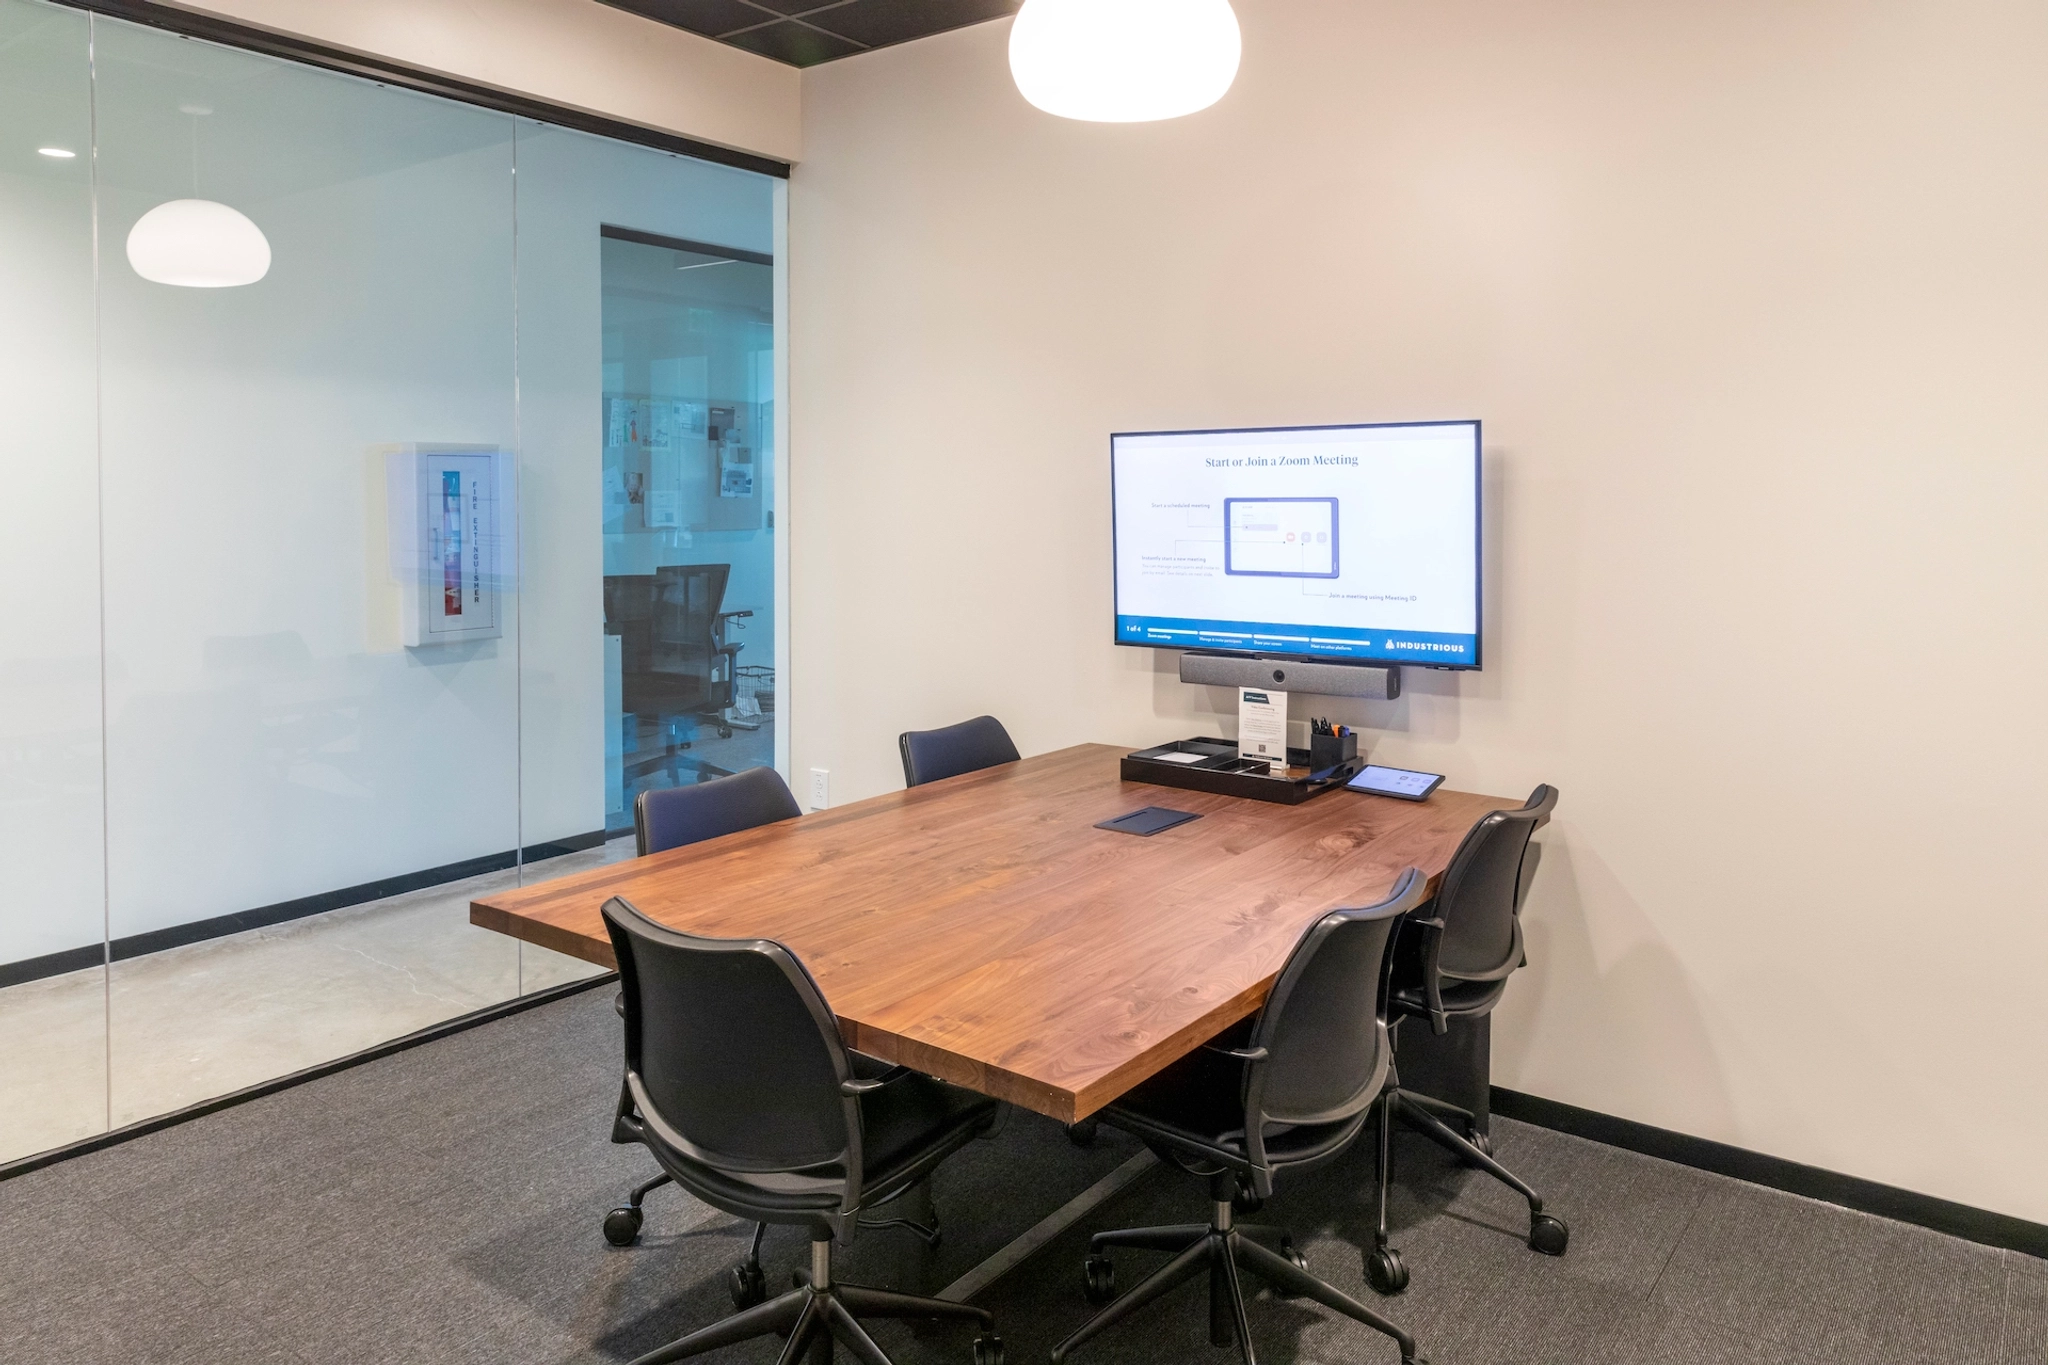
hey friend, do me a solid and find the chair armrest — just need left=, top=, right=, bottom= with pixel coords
left=1201, top=1045, right=1270, bottom=1063
left=840, top=1066, right=914, bottom=1095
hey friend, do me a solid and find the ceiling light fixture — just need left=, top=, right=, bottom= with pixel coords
left=1008, top=0, right=1241, bottom=123
left=125, top=103, right=270, bottom=288
left=126, top=199, right=272, bottom=287
left=38, top=146, right=77, bottom=159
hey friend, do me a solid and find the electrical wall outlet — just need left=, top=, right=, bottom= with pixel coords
left=808, top=767, right=829, bottom=810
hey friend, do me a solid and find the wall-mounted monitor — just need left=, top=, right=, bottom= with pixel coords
left=1112, top=421, right=1481, bottom=669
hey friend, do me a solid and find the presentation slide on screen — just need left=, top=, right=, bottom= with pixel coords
left=1113, top=424, right=1479, bottom=665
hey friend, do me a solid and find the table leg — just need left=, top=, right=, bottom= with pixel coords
left=1392, top=1014, right=1490, bottom=1137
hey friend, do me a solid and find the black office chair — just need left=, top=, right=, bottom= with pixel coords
left=608, top=767, right=812, bottom=1312
left=610, top=769, right=943, bottom=1302
left=1052, top=870, right=1432, bottom=1365
left=898, top=715, right=1021, bottom=788
left=1364, top=784, right=1565, bottom=1296
left=634, top=764, right=799, bottom=858
left=602, top=897, right=1006, bottom=1365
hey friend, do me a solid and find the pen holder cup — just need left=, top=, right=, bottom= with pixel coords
left=1308, top=732, right=1359, bottom=773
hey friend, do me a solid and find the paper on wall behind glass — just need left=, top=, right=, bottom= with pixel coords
left=647, top=445, right=683, bottom=528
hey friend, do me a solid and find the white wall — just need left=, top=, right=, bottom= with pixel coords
left=162, top=0, right=802, bottom=163
left=790, top=0, right=2048, bottom=1222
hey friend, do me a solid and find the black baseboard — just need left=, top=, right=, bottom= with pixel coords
left=0, top=970, right=618, bottom=1183
left=0, top=831, right=609, bottom=990
left=1492, top=1086, right=2048, bottom=1261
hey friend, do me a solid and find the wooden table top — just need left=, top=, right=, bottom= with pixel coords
left=472, top=743, right=1517, bottom=1122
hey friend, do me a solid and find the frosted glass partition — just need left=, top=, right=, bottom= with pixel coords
left=90, top=21, right=524, bottom=1125
left=0, top=0, right=104, bottom=1158
left=0, top=0, right=782, bottom=1162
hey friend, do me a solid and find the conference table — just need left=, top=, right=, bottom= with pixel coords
left=470, top=743, right=1517, bottom=1123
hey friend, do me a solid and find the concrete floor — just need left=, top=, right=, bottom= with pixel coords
left=0, top=837, right=634, bottom=1167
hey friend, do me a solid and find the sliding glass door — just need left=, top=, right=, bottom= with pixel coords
left=599, top=230, right=776, bottom=829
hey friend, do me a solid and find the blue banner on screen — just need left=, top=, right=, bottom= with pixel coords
left=1112, top=421, right=1482, bottom=670
left=1116, top=615, right=1477, bottom=664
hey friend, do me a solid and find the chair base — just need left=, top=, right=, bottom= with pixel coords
left=1369, top=1088, right=1568, bottom=1296
left=1052, top=1201, right=1422, bottom=1365
left=606, top=1178, right=942, bottom=1310
left=627, top=1238, right=1000, bottom=1365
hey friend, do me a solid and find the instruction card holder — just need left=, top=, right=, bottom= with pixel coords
left=1095, top=806, right=1203, bottom=837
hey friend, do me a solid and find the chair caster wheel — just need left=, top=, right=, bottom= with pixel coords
left=1468, top=1128, right=1494, bottom=1158
left=1273, top=1237, right=1310, bottom=1298
left=1083, top=1255, right=1116, bottom=1305
left=1365, top=1245, right=1409, bottom=1296
left=717, top=725, right=733, bottom=739
left=1528, top=1213, right=1569, bottom=1257
left=727, top=1260, right=766, bottom=1309
left=1066, top=1117, right=1099, bottom=1147
left=602, top=1207, right=643, bottom=1246
left=973, top=1333, right=1005, bottom=1365
left=1231, top=1187, right=1265, bottom=1217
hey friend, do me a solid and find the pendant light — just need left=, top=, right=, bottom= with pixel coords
left=1008, top=0, right=1242, bottom=123
left=126, top=104, right=270, bottom=288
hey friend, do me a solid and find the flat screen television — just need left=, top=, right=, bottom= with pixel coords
left=1112, top=420, right=1481, bottom=669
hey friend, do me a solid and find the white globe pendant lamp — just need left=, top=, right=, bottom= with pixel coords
left=126, top=103, right=270, bottom=288
left=1009, top=0, right=1242, bottom=123
left=126, top=199, right=271, bottom=287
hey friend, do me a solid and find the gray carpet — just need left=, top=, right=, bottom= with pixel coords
left=1, top=987, right=2040, bottom=1365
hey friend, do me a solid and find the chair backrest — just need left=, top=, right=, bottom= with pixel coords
left=898, top=715, right=1021, bottom=787
left=650, top=563, right=731, bottom=666
left=1433, top=784, right=1558, bottom=976
left=604, top=895, right=860, bottom=1177
left=1244, top=868, right=1428, bottom=1135
left=635, top=765, right=802, bottom=857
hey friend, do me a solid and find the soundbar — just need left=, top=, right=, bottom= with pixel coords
left=1179, top=652, right=1401, bottom=700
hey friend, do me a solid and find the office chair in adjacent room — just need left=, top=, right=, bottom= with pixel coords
left=1051, top=870, right=1431, bottom=1365
left=652, top=563, right=751, bottom=738
left=602, top=896, right=1006, bottom=1365
left=898, top=715, right=1021, bottom=787
left=1364, top=784, right=1565, bottom=1296
left=608, top=565, right=750, bottom=743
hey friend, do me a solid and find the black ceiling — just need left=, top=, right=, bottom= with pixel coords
left=604, top=0, right=1024, bottom=67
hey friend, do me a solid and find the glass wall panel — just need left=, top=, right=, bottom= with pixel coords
left=92, top=22, right=523, bottom=1125
left=0, top=0, right=782, bottom=1158
left=0, top=0, right=104, bottom=1164
left=511, top=126, right=778, bottom=991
